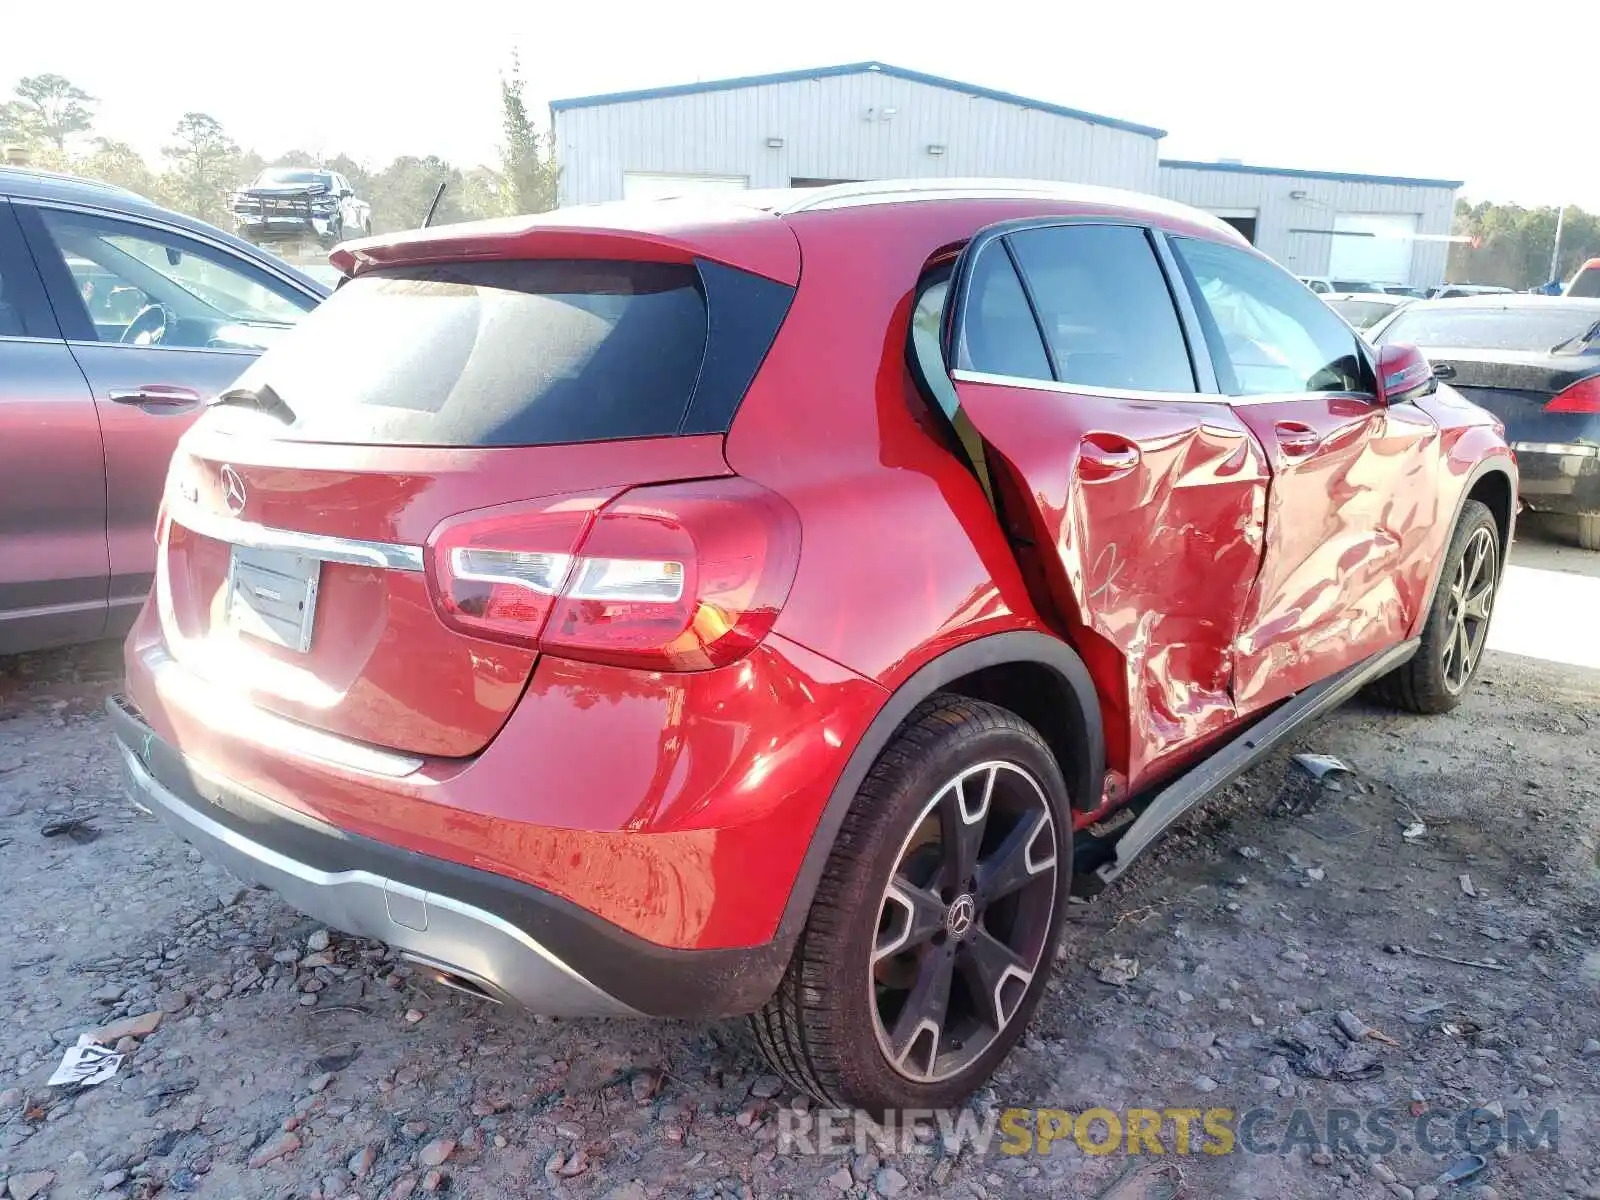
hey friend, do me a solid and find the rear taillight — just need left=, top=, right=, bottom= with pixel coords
left=424, top=494, right=609, bottom=649
left=425, top=479, right=800, bottom=671
left=1546, top=375, right=1600, bottom=413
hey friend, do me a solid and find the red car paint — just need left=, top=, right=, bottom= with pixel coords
left=158, top=430, right=732, bottom=756
left=120, top=185, right=1514, bottom=959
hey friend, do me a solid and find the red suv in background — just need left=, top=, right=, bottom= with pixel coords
left=111, top=180, right=1515, bottom=1112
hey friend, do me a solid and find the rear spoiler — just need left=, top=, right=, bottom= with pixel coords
left=330, top=208, right=802, bottom=287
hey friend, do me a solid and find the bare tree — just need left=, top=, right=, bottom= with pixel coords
left=0, top=74, right=96, bottom=150
left=77, top=138, right=158, bottom=197
left=160, top=112, right=240, bottom=223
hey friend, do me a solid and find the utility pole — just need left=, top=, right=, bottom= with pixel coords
left=1549, top=204, right=1566, bottom=285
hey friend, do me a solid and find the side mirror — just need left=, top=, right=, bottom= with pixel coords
left=1375, top=341, right=1437, bottom=405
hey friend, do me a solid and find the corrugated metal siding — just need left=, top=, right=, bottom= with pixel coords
left=555, top=73, right=1160, bottom=206
left=1156, top=165, right=1456, bottom=287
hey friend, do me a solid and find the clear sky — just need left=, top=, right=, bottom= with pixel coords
left=4, top=0, right=1593, bottom=209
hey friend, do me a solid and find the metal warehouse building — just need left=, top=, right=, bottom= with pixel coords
left=549, top=61, right=1460, bottom=289
left=551, top=62, right=1164, bottom=203
left=1158, top=160, right=1462, bottom=289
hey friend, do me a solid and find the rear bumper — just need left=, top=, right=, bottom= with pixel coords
left=108, top=695, right=795, bottom=1017
left=1513, top=441, right=1600, bottom=516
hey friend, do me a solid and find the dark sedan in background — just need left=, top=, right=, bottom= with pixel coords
left=0, top=167, right=328, bottom=654
left=1371, top=296, right=1600, bottom=549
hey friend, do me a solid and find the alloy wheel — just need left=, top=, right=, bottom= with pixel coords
left=870, top=760, right=1059, bottom=1084
left=1441, top=525, right=1497, bottom=694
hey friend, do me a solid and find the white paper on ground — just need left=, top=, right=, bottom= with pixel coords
left=47, top=1035, right=123, bottom=1087
left=1293, top=753, right=1352, bottom=780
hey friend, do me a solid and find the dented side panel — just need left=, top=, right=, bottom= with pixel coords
left=951, top=380, right=1268, bottom=787
left=1228, top=397, right=1440, bottom=712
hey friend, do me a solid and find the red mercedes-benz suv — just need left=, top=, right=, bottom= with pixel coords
left=112, top=180, right=1516, bottom=1112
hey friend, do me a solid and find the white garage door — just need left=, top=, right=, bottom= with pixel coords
left=622, top=172, right=749, bottom=201
left=1329, top=213, right=1419, bottom=285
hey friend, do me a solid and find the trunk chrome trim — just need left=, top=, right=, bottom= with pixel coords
left=142, top=646, right=425, bottom=778
left=172, top=500, right=424, bottom=571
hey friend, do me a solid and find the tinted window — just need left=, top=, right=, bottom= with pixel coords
left=1375, top=305, right=1600, bottom=352
left=958, top=244, right=1051, bottom=380
left=1006, top=224, right=1195, bottom=392
left=0, top=205, right=52, bottom=337
left=258, top=169, right=328, bottom=186
left=216, top=259, right=712, bottom=447
left=1174, top=237, right=1367, bottom=395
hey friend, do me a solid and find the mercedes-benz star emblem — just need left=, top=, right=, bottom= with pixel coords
left=945, top=893, right=977, bottom=940
left=219, top=465, right=247, bottom=516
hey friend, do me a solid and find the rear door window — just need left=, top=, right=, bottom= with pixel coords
left=0, top=202, right=57, bottom=338
left=217, top=259, right=746, bottom=447
left=957, top=244, right=1052, bottom=381
left=1006, top=223, right=1197, bottom=392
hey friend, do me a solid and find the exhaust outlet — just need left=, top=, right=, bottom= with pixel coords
left=402, top=953, right=506, bottom=1005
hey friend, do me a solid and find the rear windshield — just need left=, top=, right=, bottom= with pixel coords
left=1376, top=305, right=1600, bottom=352
left=1570, top=266, right=1600, bottom=298
left=218, top=260, right=711, bottom=447
left=258, top=169, right=327, bottom=186
left=1328, top=299, right=1396, bottom=329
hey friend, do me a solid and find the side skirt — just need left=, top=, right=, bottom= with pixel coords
left=1093, top=639, right=1419, bottom=886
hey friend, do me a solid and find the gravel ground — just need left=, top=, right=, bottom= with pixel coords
left=1, top=526, right=1597, bottom=1200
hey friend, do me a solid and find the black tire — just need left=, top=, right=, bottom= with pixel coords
left=1370, top=499, right=1500, bottom=714
left=750, top=695, right=1072, bottom=1114
left=1577, top=513, right=1600, bottom=552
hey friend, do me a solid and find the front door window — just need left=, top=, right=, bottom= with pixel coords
left=35, top=208, right=315, bottom=347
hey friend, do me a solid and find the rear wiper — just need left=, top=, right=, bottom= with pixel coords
left=207, top=383, right=296, bottom=424
left=1550, top=318, right=1600, bottom=354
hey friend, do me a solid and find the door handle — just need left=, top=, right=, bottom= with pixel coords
left=1078, top=435, right=1141, bottom=481
left=1273, top=420, right=1323, bottom=458
left=1432, top=363, right=1456, bottom=380
left=108, top=385, right=203, bottom=410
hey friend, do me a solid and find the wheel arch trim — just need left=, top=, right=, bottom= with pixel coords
left=775, top=629, right=1104, bottom=946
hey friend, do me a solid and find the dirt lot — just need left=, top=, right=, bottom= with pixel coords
left=1, top=522, right=1598, bottom=1200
